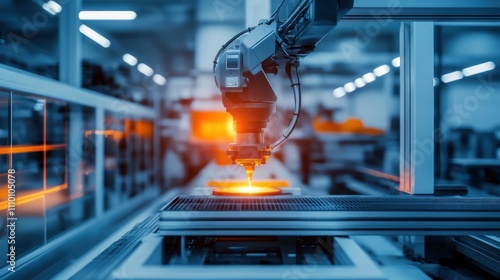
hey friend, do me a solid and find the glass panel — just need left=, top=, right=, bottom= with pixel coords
left=46, top=104, right=96, bottom=240
left=0, top=1, right=59, bottom=79
left=103, top=114, right=155, bottom=210
left=0, top=90, right=97, bottom=258
left=435, top=24, right=500, bottom=192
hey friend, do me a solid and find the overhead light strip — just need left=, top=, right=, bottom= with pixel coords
left=333, top=58, right=496, bottom=98
left=79, top=24, right=110, bottom=48
left=333, top=87, right=346, bottom=98
left=391, top=57, right=400, bottom=68
left=137, top=63, right=154, bottom=77
left=79, top=11, right=137, bottom=20
left=373, top=64, right=390, bottom=77
left=441, top=71, right=463, bottom=83
left=42, top=1, right=62, bottom=15
left=122, top=53, right=138, bottom=66
left=462, top=61, right=495, bottom=77
left=153, top=74, right=167, bottom=86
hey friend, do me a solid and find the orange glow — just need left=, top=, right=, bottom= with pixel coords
left=124, top=120, right=153, bottom=138
left=364, top=168, right=399, bottom=182
left=191, top=111, right=234, bottom=142
left=206, top=180, right=290, bottom=188
left=136, top=120, right=154, bottom=138
left=0, top=184, right=67, bottom=210
left=44, top=102, right=46, bottom=191
left=213, top=185, right=282, bottom=196
left=85, top=130, right=124, bottom=141
left=91, top=120, right=153, bottom=141
left=214, top=148, right=232, bottom=165
left=312, top=116, right=342, bottom=133
left=312, top=116, right=384, bottom=135
left=0, top=144, right=65, bottom=155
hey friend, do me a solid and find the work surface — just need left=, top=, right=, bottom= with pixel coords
left=159, top=195, right=500, bottom=236
left=163, top=195, right=500, bottom=211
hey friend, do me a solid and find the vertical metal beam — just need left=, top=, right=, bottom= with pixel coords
left=67, top=106, right=84, bottom=222
left=95, top=108, right=105, bottom=216
left=153, top=91, right=161, bottom=190
left=59, top=0, right=81, bottom=87
left=399, top=22, right=434, bottom=194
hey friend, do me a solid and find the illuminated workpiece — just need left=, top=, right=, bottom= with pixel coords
left=214, top=0, right=352, bottom=181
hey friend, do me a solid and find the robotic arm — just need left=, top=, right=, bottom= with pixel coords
left=214, top=0, right=352, bottom=181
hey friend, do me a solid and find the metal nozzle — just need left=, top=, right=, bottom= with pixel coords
left=236, top=132, right=263, bottom=145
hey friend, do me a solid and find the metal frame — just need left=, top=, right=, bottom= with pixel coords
left=0, top=64, right=154, bottom=118
left=159, top=210, right=500, bottom=236
left=344, top=0, right=500, bottom=196
left=159, top=196, right=500, bottom=236
left=113, top=235, right=385, bottom=280
left=59, top=0, right=81, bottom=87
left=399, top=22, right=434, bottom=194
left=345, top=0, right=500, bottom=20
left=0, top=63, right=155, bottom=215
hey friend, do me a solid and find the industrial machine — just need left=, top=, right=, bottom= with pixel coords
left=213, top=0, right=352, bottom=186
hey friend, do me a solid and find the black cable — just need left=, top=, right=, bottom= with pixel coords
left=270, top=0, right=287, bottom=20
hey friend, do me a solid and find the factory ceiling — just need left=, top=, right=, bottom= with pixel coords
left=0, top=0, right=499, bottom=87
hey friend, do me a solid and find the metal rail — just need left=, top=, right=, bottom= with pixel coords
left=159, top=196, right=500, bottom=236
left=344, top=0, right=500, bottom=21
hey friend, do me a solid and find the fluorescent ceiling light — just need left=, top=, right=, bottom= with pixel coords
left=122, top=53, right=137, bottom=66
left=441, top=71, right=463, bottom=83
left=362, top=72, right=376, bottom=83
left=344, top=82, right=356, bottom=93
left=138, top=63, right=154, bottom=76
left=42, top=1, right=62, bottom=15
left=462, top=61, right=495, bottom=77
left=373, top=64, right=390, bottom=77
left=79, top=24, right=110, bottom=48
left=392, top=57, right=400, bottom=67
left=333, top=87, right=346, bottom=98
left=79, top=11, right=137, bottom=20
left=153, top=74, right=167, bottom=85
left=354, top=78, right=366, bottom=88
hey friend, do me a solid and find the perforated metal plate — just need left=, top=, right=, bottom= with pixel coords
left=159, top=196, right=500, bottom=236
left=163, top=196, right=500, bottom=212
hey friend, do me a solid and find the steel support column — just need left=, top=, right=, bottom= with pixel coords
left=399, top=22, right=434, bottom=194
left=59, top=0, right=81, bottom=87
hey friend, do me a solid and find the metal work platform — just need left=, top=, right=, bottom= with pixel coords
left=159, top=196, right=500, bottom=236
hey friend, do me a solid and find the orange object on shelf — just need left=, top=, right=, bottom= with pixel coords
left=206, top=180, right=290, bottom=188
left=341, top=117, right=365, bottom=133
left=213, top=185, right=282, bottom=196
left=312, top=116, right=385, bottom=136
left=312, top=116, right=341, bottom=133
